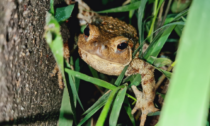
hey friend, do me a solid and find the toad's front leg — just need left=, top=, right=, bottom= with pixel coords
left=126, top=58, right=158, bottom=126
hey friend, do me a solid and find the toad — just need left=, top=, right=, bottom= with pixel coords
left=78, top=16, right=158, bottom=126
left=51, top=1, right=159, bottom=126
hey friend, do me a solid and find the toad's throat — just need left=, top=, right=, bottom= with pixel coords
left=78, top=48, right=131, bottom=76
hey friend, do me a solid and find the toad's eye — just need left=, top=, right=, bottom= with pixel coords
left=84, top=25, right=90, bottom=39
left=117, top=42, right=128, bottom=50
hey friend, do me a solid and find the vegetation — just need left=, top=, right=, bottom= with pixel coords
left=44, top=0, right=210, bottom=126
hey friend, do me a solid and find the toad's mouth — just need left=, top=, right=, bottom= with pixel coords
left=78, top=48, right=131, bottom=76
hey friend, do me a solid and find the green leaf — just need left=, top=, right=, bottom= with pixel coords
left=78, top=100, right=105, bottom=126
left=174, top=25, right=184, bottom=36
left=153, top=57, right=172, bottom=68
left=50, top=0, right=54, bottom=15
left=154, top=21, right=185, bottom=34
left=96, top=86, right=124, bottom=126
left=102, top=0, right=109, bottom=5
left=207, top=121, right=209, bottom=126
left=58, top=87, right=74, bottom=126
left=159, top=0, right=210, bottom=126
left=172, top=9, right=188, bottom=21
left=171, top=0, right=191, bottom=13
left=124, top=97, right=136, bottom=126
left=143, top=25, right=175, bottom=64
left=129, top=0, right=138, bottom=21
left=114, top=65, right=129, bottom=86
left=83, top=119, right=92, bottom=126
left=78, top=92, right=110, bottom=126
left=147, top=0, right=164, bottom=41
left=156, top=92, right=166, bottom=99
left=55, top=5, right=75, bottom=23
left=89, top=66, right=99, bottom=78
left=148, top=111, right=161, bottom=116
left=97, top=1, right=141, bottom=13
left=155, top=67, right=172, bottom=79
left=130, top=74, right=141, bottom=87
left=65, top=60, right=84, bottom=111
left=75, top=58, right=80, bottom=91
left=164, top=16, right=175, bottom=24
left=83, top=92, right=110, bottom=115
left=123, top=74, right=141, bottom=87
left=137, top=0, right=147, bottom=56
left=65, top=68, right=116, bottom=90
left=109, top=86, right=128, bottom=126
left=148, top=0, right=155, bottom=4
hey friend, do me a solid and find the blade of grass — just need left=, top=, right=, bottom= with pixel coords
left=124, top=97, right=136, bottom=126
left=78, top=92, right=111, bottom=126
left=96, top=85, right=125, bottom=126
left=153, top=57, right=172, bottom=68
left=75, top=58, right=80, bottom=91
left=65, top=59, right=84, bottom=110
left=147, top=0, right=164, bottom=42
left=78, top=100, right=106, bottom=126
left=163, top=10, right=188, bottom=25
left=159, top=0, right=210, bottom=126
left=65, top=68, right=116, bottom=90
left=155, top=67, right=172, bottom=79
left=89, top=66, right=104, bottom=94
left=89, top=66, right=99, bottom=78
left=148, top=111, right=160, bottom=116
left=133, top=22, right=184, bottom=59
left=109, top=86, right=127, bottom=126
left=171, top=0, right=191, bottom=13
left=97, top=1, right=141, bottom=13
left=83, top=91, right=110, bottom=115
left=143, top=25, right=175, bottom=64
left=156, top=92, right=166, bottom=99
left=114, top=65, right=129, bottom=86
left=65, top=63, right=84, bottom=111
left=129, top=0, right=138, bottom=23
left=123, top=74, right=141, bottom=87
left=172, top=9, right=188, bottom=21
left=174, top=25, right=184, bottom=36
left=137, top=0, right=147, bottom=56
left=50, top=0, right=54, bottom=15
left=129, top=74, right=141, bottom=87
left=58, top=86, right=74, bottom=126
left=154, top=21, right=185, bottom=34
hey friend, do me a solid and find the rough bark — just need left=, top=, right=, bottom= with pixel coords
left=0, top=0, right=64, bottom=125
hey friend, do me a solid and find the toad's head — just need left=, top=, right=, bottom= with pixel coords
left=78, top=16, right=138, bottom=75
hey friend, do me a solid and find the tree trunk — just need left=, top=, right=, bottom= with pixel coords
left=0, top=0, right=64, bottom=125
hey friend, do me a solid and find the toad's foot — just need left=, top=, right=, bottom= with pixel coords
left=131, top=85, right=158, bottom=126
